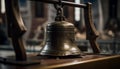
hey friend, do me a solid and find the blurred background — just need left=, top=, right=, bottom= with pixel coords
left=0, top=0, right=120, bottom=55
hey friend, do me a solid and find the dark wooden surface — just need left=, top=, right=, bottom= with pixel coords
left=0, top=51, right=120, bottom=69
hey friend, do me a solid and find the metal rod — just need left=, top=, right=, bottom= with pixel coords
left=30, top=0, right=86, bottom=8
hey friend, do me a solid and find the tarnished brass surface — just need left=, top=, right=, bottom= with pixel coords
left=40, top=21, right=81, bottom=56
left=40, top=1, right=81, bottom=56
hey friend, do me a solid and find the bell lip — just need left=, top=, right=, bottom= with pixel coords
left=40, top=51, right=81, bottom=57
left=39, top=53, right=81, bottom=58
left=37, top=54, right=82, bottom=59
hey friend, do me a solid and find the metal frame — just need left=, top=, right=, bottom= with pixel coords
left=4, top=0, right=100, bottom=62
left=30, top=0, right=86, bottom=8
left=30, top=0, right=100, bottom=53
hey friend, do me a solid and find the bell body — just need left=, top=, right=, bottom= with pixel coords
left=40, top=21, right=81, bottom=56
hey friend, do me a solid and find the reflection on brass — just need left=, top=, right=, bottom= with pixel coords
left=40, top=1, right=81, bottom=56
left=5, top=0, right=27, bottom=61
left=40, top=21, right=81, bottom=56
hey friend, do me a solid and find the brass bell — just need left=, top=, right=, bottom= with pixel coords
left=40, top=2, right=81, bottom=56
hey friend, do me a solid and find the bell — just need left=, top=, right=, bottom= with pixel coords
left=40, top=2, right=81, bottom=56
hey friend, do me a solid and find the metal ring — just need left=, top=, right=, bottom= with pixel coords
left=54, top=0, right=64, bottom=10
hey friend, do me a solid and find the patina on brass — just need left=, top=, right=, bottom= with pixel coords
left=40, top=21, right=81, bottom=56
left=40, top=0, right=81, bottom=56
